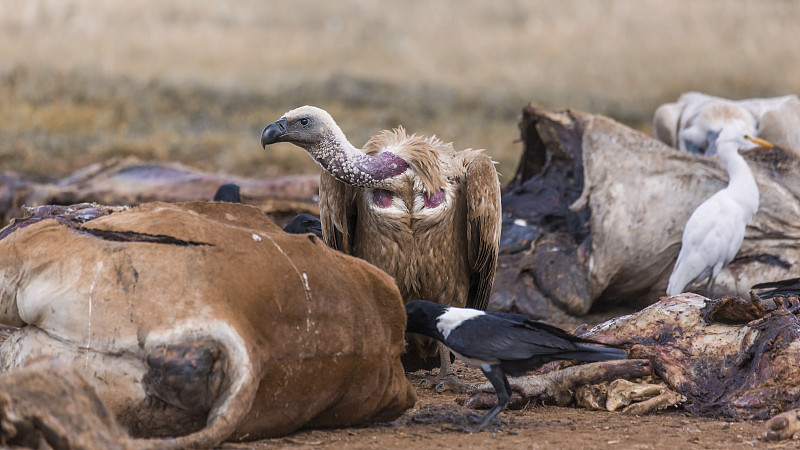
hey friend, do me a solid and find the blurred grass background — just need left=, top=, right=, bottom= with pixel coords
left=0, top=0, right=798, bottom=182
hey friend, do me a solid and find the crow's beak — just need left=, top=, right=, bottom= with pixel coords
left=261, top=118, right=287, bottom=148
left=745, top=135, right=774, bottom=148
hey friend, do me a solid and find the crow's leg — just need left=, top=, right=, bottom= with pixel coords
left=469, top=366, right=511, bottom=432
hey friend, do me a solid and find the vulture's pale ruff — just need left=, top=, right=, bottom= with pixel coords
left=667, top=122, right=774, bottom=296
left=261, top=106, right=502, bottom=390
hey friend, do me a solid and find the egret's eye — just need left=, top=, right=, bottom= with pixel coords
left=300, top=118, right=309, bottom=126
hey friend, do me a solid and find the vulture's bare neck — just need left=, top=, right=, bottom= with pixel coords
left=307, top=130, right=409, bottom=189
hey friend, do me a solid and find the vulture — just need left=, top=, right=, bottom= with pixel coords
left=653, top=92, right=800, bottom=155
left=261, top=106, right=502, bottom=391
left=667, top=122, right=774, bottom=296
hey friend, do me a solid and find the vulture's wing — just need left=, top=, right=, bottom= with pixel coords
left=319, top=171, right=359, bottom=253
left=464, top=153, right=502, bottom=311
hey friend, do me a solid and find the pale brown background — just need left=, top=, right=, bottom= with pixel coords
left=1, top=0, right=798, bottom=183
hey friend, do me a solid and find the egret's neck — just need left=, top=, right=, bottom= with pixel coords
left=719, top=149, right=759, bottom=212
left=305, top=129, right=409, bottom=188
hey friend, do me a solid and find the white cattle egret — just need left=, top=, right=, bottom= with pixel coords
left=666, top=122, right=774, bottom=296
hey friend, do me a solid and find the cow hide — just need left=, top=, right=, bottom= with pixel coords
left=0, top=202, right=415, bottom=448
left=0, top=359, right=134, bottom=449
left=491, top=104, right=800, bottom=318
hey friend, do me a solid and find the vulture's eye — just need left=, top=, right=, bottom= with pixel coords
left=300, top=118, right=309, bottom=126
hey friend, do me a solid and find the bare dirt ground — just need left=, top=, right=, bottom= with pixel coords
left=221, top=362, right=781, bottom=450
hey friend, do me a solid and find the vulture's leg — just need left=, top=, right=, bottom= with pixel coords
left=421, top=342, right=474, bottom=393
left=468, top=367, right=511, bottom=432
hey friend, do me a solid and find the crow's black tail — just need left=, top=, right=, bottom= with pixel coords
left=557, top=344, right=627, bottom=362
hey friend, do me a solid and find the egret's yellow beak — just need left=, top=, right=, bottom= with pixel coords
left=745, top=135, right=774, bottom=148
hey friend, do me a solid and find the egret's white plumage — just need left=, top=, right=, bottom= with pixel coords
left=666, top=121, right=773, bottom=296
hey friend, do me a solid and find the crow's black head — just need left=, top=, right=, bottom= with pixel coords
left=283, top=214, right=323, bottom=238
left=404, top=300, right=448, bottom=341
left=213, top=183, right=241, bottom=203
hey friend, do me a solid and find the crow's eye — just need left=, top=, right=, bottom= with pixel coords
left=300, top=118, right=309, bottom=126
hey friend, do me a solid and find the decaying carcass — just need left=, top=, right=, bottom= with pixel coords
left=468, top=293, right=800, bottom=421
left=653, top=92, right=800, bottom=155
left=0, top=202, right=415, bottom=447
left=491, top=104, right=800, bottom=318
left=0, top=359, right=134, bottom=449
left=0, top=157, right=320, bottom=225
left=584, top=294, right=800, bottom=419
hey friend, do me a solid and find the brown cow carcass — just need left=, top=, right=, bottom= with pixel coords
left=0, top=201, right=415, bottom=448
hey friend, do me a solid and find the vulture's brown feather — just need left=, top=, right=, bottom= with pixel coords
left=261, top=106, right=502, bottom=373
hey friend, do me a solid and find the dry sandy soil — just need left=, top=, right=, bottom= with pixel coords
left=1, top=1, right=799, bottom=181
left=219, top=362, right=783, bottom=450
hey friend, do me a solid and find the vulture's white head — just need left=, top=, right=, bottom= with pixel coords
left=261, top=105, right=346, bottom=151
left=260, top=106, right=410, bottom=188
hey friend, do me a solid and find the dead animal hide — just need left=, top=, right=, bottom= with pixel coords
left=765, top=409, right=800, bottom=441
left=584, top=293, right=800, bottom=420
left=575, top=379, right=683, bottom=414
left=464, top=359, right=651, bottom=410
left=0, top=201, right=415, bottom=447
left=492, top=104, right=800, bottom=318
left=0, top=157, right=320, bottom=226
left=0, top=359, right=133, bottom=449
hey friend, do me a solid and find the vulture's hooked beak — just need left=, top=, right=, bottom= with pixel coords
left=745, top=135, right=774, bottom=148
left=261, top=118, right=287, bottom=148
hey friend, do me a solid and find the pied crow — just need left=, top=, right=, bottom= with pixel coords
left=283, top=213, right=323, bottom=238
left=752, top=277, right=800, bottom=312
left=212, top=183, right=241, bottom=203
left=405, top=299, right=627, bottom=431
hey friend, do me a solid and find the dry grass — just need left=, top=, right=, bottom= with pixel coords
left=0, top=0, right=798, bottom=181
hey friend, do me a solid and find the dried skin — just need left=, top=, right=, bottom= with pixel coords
left=464, top=359, right=650, bottom=410
left=622, top=389, right=684, bottom=416
left=0, top=359, right=133, bottom=450
left=575, top=380, right=683, bottom=414
left=605, top=379, right=665, bottom=411
left=584, top=294, right=800, bottom=420
left=765, top=409, right=800, bottom=441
